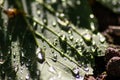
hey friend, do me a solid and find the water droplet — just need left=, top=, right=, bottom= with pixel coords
left=0, top=53, right=5, bottom=64
left=57, top=15, right=69, bottom=27
left=43, top=18, right=47, bottom=25
left=91, top=47, right=95, bottom=53
left=49, top=66, right=56, bottom=73
left=92, top=40, right=96, bottom=46
left=75, top=39, right=79, bottom=44
left=90, top=14, right=94, bottom=18
left=26, top=63, right=30, bottom=67
left=13, top=52, right=16, bottom=58
left=97, top=33, right=105, bottom=43
left=60, top=35, right=66, bottom=41
left=83, top=65, right=89, bottom=72
left=76, top=76, right=84, bottom=80
left=90, top=22, right=95, bottom=32
left=26, top=74, right=30, bottom=80
left=21, top=52, right=24, bottom=57
left=0, top=59, right=5, bottom=64
left=83, top=33, right=92, bottom=42
left=59, top=13, right=65, bottom=18
left=52, top=22, right=57, bottom=27
left=14, top=65, right=18, bottom=72
left=69, top=36, right=73, bottom=41
left=37, top=10, right=41, bottom=15
left=36, top=48, right=45, bottom=63
left=53, top=42, right=57, bottom=46
left=68, top=30, right=72, bottom=34
left=52, top=53, right=57, bottom=62
left=73, top=67, right=80, bottom=78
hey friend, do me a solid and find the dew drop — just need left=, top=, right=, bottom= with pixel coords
left=91, top=46, right=96, bottom=53
left=59, top=13, right=65, bottom=18
left=43, top=18, right=47, bottom=25
left=37, top=10, right=41, bottom=15
left=90, top=14, right=94, bottom=18
left=36, top=48, right=45, bottom=63
left=53, top=42, right=57, bottom=46
left=14, top=65, right=18, bottom=72
left=69, top=36, right=73, bottom=41
left=68, top=30, right=72, bottom=34
left=0, top=53, right=5, bottom=64
left=83, top=33, right=92, bottom=42
left=60, top=35, right=66, bottom=41
left=90, top=22, right=95, bottom=32
left=75, top=76, right=84, bottom=80
left=21, top=52, right=24, bottom=57
left=75, top=39, right=79, bottom=44
left=98, top=33, right=105, bottom=43
left=52, top=22, right=57, bottom=27
left=52, top=53, right=57, bottom=62
left=25, top=63, right=30, bottom=67
left=25, top=74, right=30, bottom=80
left=73, top=67, right=80, bottom=78
left=83, top=65, right=89, bottom=72
left=92, top=40, right=96, bottom=46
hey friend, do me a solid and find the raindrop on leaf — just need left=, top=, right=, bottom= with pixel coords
left=36, top=48, right=45, bottom=63
left=97, top=33, right=105, bottom=43
left=52, top=53, right=57, bottom=62
left=69, top=36, right=73, bottom=41
left=52, top=21, right=57, bottom=27
left=43, top=18, right=47, bottom=25
left=83, top=65, right=89, bottom=72
left=60, top=35, right=66, bottom=41
left=72, top=67, right=80, bottom=78
left=25, top=74, right=30, bottom=80
left=83, top=33, right=92, bottom=42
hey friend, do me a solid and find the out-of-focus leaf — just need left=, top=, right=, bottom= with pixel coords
left=97, top=0, right=120, bottom=13
left=0, top=0, right=108, bottom=80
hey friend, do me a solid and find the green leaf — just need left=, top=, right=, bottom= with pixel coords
left=0, top=0, right=108, bottom=80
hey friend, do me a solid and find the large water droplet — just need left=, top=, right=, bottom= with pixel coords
left=36, top=48, right=45, bottom=63
left=83, top=33, right=92, bottom=42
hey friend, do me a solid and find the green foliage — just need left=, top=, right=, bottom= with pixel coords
left=0, top=0, right=107, bottom=80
